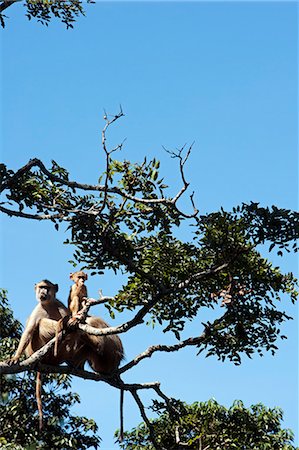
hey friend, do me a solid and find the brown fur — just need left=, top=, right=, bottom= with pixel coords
left=11, top=279, right=124, bottom=429
left=68, top=271, right=88, bottom=317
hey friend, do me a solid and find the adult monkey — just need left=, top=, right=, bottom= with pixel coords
left=10, top=280, right=84, bottom=366
left=10, top=279, right=124, bottom=430
left=10, top=280, right=86, bottom=430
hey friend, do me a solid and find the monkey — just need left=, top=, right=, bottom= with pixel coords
left=68, top=271, right=89, bottom=317
left=10, top=279, right=124, bottom=430
left=67, top=272, right=124, bottom=437
left=10, top=280, right=73, bottom=365
left=66, top=270, right=124, bottom=372
left=10, top=280, right=87, bottom=430
left=80, top=315, right=125, bottom=441
left=81, top=315, right=124, bottom=374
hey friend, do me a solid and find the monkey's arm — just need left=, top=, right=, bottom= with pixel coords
left=69, top=294, right=80, bottom=316
left=10, top=317, right=38, bottom=363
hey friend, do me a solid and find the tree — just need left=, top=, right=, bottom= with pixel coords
left=120, top=399, right=298, bottom=450
left=0, top=112, right=298, bottom=449
left=0, top=289, right=100, bottom=449
left=0, top=0, right=93, bottom=28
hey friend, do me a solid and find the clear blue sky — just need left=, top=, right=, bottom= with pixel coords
left=1, top=2, right=298, bottom=449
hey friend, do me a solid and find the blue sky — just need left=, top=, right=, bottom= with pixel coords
left=1, top=2, right=298, bottom=448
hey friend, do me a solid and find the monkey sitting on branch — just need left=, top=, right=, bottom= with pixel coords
left=68, top=271, right=90, bottom=317
left=9, top=279, right=124, bottom=431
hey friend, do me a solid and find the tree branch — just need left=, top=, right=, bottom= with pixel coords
left=0, top=204, right=72, bottom=221
left=131, top=389, right=166, bottom=450
left=1, top=157, right=168, bottom=205
left=163, top=142, right=199, bottom=218
left=0, top=0, right=18, bottom=14
left=118, top=334, right=206, bottom=374
left=74, top=262, right=229, bottom=339
left=97, top=109, right=125, bottom=215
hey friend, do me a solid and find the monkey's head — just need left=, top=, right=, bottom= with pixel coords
left=70, top=271, right=88, bottom=287
left=35, top=280, right=58, bottom=303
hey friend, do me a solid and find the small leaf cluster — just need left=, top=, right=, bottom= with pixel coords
left=0, top=0, right=95, bottom=29
left=119, top=399, right=298, bottom=450
left=234, top=203, right=299, bottom=254
left=109, top=158, right=167, bottom=198
left=1, top=161, right=78, bottom=219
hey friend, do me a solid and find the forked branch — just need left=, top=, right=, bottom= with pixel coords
left=0, top=112, right=199, bottom=221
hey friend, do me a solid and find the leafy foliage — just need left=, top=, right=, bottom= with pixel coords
left=0, top=118, right=298, bottom=448
left=0, top=146, right=298, bottom=367
left=0, top=290, right=100, bottom=449
left=0, top=0, right=94, bottom=29
left=119, top=399, right=298, bottom=450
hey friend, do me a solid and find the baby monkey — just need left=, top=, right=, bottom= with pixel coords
left=68, top=271, right=89, bottom=317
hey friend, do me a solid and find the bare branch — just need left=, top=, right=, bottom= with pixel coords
left=131, top=389, right=166, bottom=450
left=119, top=334, right=206, bottom=374
left=97, top=110, right=125, bottom=214
left=171, top=143, right=194, bottom=203
left=163, top=143, right=199, bottom=218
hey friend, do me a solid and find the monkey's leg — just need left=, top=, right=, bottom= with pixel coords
left=83, top=316, right=124, bottom=373
left=25, top=318, right=61, bottom=363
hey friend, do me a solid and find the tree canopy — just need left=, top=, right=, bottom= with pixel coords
left=120, top=399, right=298, bottom=450
left=0, top=113, right=298, bottom=448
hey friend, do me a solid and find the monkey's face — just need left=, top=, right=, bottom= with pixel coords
left=38, top=285, right=52, bottom=302
left=70, top=271, right=88, bottom=286
left=35, top=281, right=58, bottom=303
left=76, top=275, right=86, bottom=287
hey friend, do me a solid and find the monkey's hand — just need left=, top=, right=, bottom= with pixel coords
left=67, top=313, right=84, bottom=327
left=7, top=355, right=20, bottom=365
left=85, top=297, right=97, bottom=304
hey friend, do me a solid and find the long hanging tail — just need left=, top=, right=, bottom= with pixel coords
left=54, top=318, right=63, bottom=357
left=36, top=371, right=43, bottom=431
left=119, top=388, right=124, bottom=442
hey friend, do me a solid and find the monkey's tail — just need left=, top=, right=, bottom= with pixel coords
left=54, top=317, right=66, bottom=357
left=119, top=388, right=124, bottom=442
left=36, top=371, right=43, bottom=431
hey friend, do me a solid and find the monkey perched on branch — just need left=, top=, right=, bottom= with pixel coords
left=68, top=271, right=89, bottom=317
left=10, top=280, right=82, bottom=366
left=10, top=279, right=124, bottom=430
left=9, top=280, right=85, bottom=430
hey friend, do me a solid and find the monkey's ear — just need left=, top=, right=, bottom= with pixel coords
left=54, top=284, right=59, bottom=293
left=85, top=274, right=88, bottom=280
left=69, top=273, right=74, bottom=280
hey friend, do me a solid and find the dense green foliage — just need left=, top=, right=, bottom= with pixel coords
left=0, top=290, right=100, bottom=449
left=120, top=399, right=298, bottom=450
left=0, top=130, right=298, bottom=448
left=0, top=154, right=298, bottom=366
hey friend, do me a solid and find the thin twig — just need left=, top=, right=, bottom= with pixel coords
left=119, top=335, right=206, bottom=374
